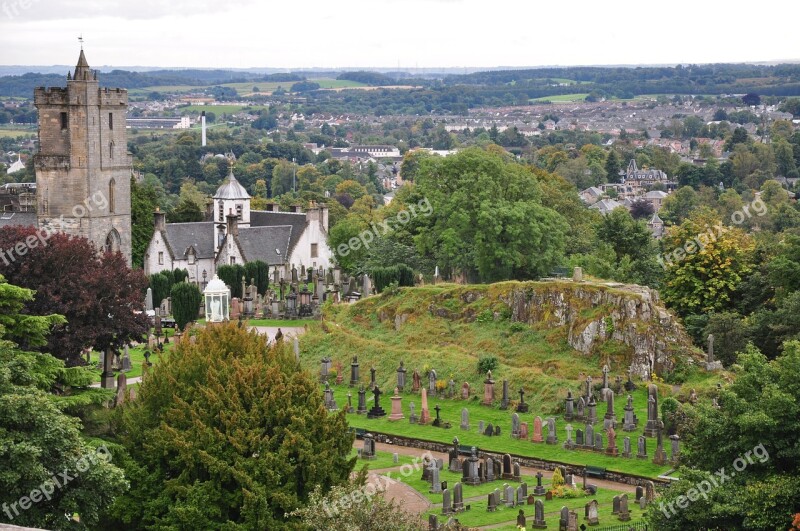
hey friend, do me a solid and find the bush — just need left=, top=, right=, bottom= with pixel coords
left=476, top=309, right=494, bottom=323
left=171, top=282, right=202, bottom=331
left=371, top=264, right=415, bottom=293
left=477, top=354, right=499, bottom=375
left=217, top=264, right=246, bottom=298
left=244, top=260, right=269, bottom=295
left=149, top=271, right=172, bottom=309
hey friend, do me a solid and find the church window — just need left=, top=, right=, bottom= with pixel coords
left=311, top=243, right=318, bottom=258
left=108, top=112, right=113, bottom=130
left=60, top=112, right=68, bottom=130
left=158, top=251, right=164, bottom=265
left=109, top=179, right=115, bottom=213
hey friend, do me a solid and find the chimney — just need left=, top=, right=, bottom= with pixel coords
left=305, top=201, right=319, bottom=225
left=226, top=208, right=238, bottom=237
left=265, top=202, right=279, bottom=212
left=289, top=204, right=302, bottom=213
left=154, top=207, right=166, bottom=231
left=201, top=111, right=207, bottom=147
left=320, top=202, right=329, bottom=232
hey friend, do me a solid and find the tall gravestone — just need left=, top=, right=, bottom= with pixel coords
left=644, top=384, right=660, bottom=437
left=349, top=356, right=360, bottom=387
left=564, top=390, right=574, bottom=421
left=460, top=408, right=470, bottom=430
left=367, top=386, right=386, bottom=418
left=396, top=361, right=407, bottom=392
left=483, top=370, right=495, bottom=406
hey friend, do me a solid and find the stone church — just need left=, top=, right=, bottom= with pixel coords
left=143, top=165, right=334, bottom=284
left=33, top=49, right=132, bottom=264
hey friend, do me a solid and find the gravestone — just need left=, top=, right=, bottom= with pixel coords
left=362, top=433, right=376, bottom=460
left=585, top=375, right=593, bottom=402
left=532, top=416, right=544, bottom=442
left=369, top=366, right=376, bottom=389
left=606, top=427, right=618, bottom=456
left=513, top=462, right=521, bottom=482
left=397, top=361, right=407, bottom=391
left=586, top=499, right=599, bottom=525
left=568, top=511, right=578, bottom=531
left=346, top=392, right=354, bottom=413
left=532, top=499, right=546, bottom=529
left=483, top=370, right=495, bottom=405
left=432, top=404, right=443, bottom=427
left=516, top=508, right=526, bottom=527
left=429, top=369, right=437, bottom=394
left=419, top=388, right=431, bottom=424
left=478, top=420, right=484, bottom=434
left=612, top=495, right=620, bottom=515
left=560, top=506, right=570, bottom=530
left=320, top=357, right=331, bottom=382
left=644, top=384, right=660, bottom=437
left=349, top=356, right=360, bottom=387
left=622, top=436, right=632, bottom=458
left=121, top=346, right=131, bottom=372
left=622, top=394, right=636, bottom=431
left=487, top=492, right=498, bottom=512
left=145, top=287, right=153, bottom=311
left=520, top=422, right=529, bottom=439
left=484, top=422, right=494, bottom=436
left=393, top=453, right=399, bottom=464
left=587, top=395, right=598, bottom=425
left=576, top=428, right=584, bottom=447
left=653, top=420, right=668, bottom=465
left=576, top=396, right=586, bottom=421
left=441, top=488, right=452, bottom=515
left=409, top=402, right=418, bottom=423
left=412, top=369, right=421, bottom=392
left=585, top=424, right=594, bottom=449
left=500, top=379, right=510, bottom=410
left=448, top=438, right=462, bottom=472
left=516, top=486, right=525, bottom=506
left=357, top=385, right=368, bottom=414
left=504, top=485, right=515, bottom=507
left=546, top=417, right=558, bottom=444
left=637, top=435, right=648, bottom=459
left=564, top=423, right=575, bottom=449
left=564, top=390, right=574, bottom=421
left=644, top=480, right=656, bottom=502
left=429, top=462, right=442, bottom=493
left=635, top=485, right=644, bottom=501
left=323, top=382, right=338, bottom=411
left=367, top=386, right=386, bottom=418
left=511, top=413, right=521, bottom=438
left=594, top=433, right=603, bottom=452
left=464, top=447, right=481, bottom=486
left=114, top=373, right=127, bottom=406
left=461, top=382, right=470, bottom=399
left=602, top=364, right=610, bottom=391
left=453, top=482, right=464, bottom=512
left=447, top=379, right=455, bottom=398
left=460, top=408, right=470, bottom=430
left=502, top=454, right=513, bottom=479
left=618, top=493, right=631, bottom=521
left=516, top=387, right=529, bottom=413
left=640, top=497, right=648, bottom=510
left=485, top=457, right=494, bottom=482
left=428, top=514, right=438, bottom=530
left=388, top=387, right=404, bottom=421
left=533, top=471, right=546, bottom=496
left=670, top=434, right=680, bottom=464
left=604, top=391, right=616, bottom=425
left=706, top=333, right=722, bottom=370
left=335, top=362, right=344, bottom=385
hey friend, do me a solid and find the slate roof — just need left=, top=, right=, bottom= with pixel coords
left=0, top=211, right=37, bottom=228
left=164, top=222, right=216, bottom=259
left=250, top=210, right=309, bottom=257
left=235, top=225, right=293, bottom=266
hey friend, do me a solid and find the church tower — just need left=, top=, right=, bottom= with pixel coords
left=34, top=48, right=132, bottom=265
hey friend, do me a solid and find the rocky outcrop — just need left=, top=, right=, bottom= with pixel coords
left=422, top=281, right=694, bottom=378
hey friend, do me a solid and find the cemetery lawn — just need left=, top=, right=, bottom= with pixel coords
left=197, top=318, right=310, bottom=327
left=336, top=382, right=672, bottom=479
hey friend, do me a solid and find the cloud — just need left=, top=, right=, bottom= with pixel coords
left=2, top=0, right=256, bottom=21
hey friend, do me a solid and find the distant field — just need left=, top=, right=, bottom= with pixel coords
left=531, top=93, right=590, bottom=102
left=179, top=104, right=269, bottom=114
left=129, top=78, right=366, bottom=97
left=0, top=126, right=35, bottom=138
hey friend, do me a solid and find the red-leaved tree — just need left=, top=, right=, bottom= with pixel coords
left=0, top=226, right=149, bottom=366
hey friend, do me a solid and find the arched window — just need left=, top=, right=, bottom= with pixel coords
left=109, top=141, right=114, bottom=159
left=104, top=229, right=121, bottom=254
left=108, top=178, right=115, bottom=213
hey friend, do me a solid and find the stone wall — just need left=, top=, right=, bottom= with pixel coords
left=366, top=430, right=670, bottom=487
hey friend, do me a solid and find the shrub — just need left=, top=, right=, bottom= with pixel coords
left=476, top=309, right=494, bottom=323
left=551, top=467, right=565, bottom=488
left=477, top=354, right=499, bottom=375
left=170, top=282, right=202, bottom=331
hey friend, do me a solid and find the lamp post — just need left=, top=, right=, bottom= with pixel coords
left=202, top=269, right=208, bottom=290
left=292, top=157, right=296, bottom=193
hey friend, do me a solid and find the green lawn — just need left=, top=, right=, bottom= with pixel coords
left=128, top=78, right=365, bottom=97
left=0, top=126, right=36, bottom=138
left=531, top=93, right=590, bottom=103
left=86, top=329, right=174, bottom=383
left=180, top=104, right=269, bottom=114
left=336, top=382, right=671, bottom=479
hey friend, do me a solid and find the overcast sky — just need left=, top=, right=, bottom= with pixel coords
left=0, top=0, right=798, bottom=69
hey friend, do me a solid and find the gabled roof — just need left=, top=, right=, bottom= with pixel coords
left=648, top=213, right=664, bottom=225
left=164, top=222, right=216, bottom=259
left=0, top=211, right=37, bottom=228
left=644, top=190, right=668, bottom=199
left=235, top=225, right=293, bottom=266
left=250, top=210, right=310, bottom=257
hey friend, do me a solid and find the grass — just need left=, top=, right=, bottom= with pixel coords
left=196, top=318, right=311, bottom=327
left=0, top=126, right=36, bottom=138
left=531, top=93, right=590, bottom=103
left=337, top=382, right=671, bottom=478
left=353, top=451, right=645, bottom=528
left=128, top=78, right=366, bottom=97
left=86, top=328, right=175, bottom=383
left=179, top=104, right=269, bottom=114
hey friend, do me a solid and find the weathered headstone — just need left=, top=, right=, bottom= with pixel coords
left=453, top=482, right=464, bottom=512
left=460, top=408, right=470, bottom=430
left=606, top=426, right=618, bottom=456
left=644, top=384, right=660, bottom=437
left=461, top=382, right=470, bottom=399
left=323, top=382, right=338, bottom=411
left=653, top=420, right=668, bottom=465
left=500, top=379, right=510, bottom=410
left=559, top=506, right=570, bottom=530
left=429, top=462, right=442, bottom=493
left=520, top=422, right=529, bottom=440
left=388, top=387, right=404, bottom=421
left=564, top=390, right=574, bottom=421
left=644, top=480, right=656, bottom=502
left=485, top=457, right=494, bottom=482
left=397, top=361, right=407, bottom=391
left=516, top=387, right=529, bottom=413
left=568, top=510, right=578, bottom=531
left=516, top=508, right=526, bottom=527
left=635, top=485, right=644, bottom=502
left=464, top=447, right=481, bottom=486
left=532, top=499, right=546, bottom=529
left=622, top=394, right=636, bottom=431
left=320, top=357, right=331, bottom=382
left=513, top=462, right=521, bottom=482
left=484, top=422, right=494, bottom=436
left=428, top=369, right=437, bottom=394
left=432, top=404, right=443, bottom=427
left=618, top=493, right=631, bottom=521
left=441, top=488, right=452, bottom=515
left=587, top=395, right=598, bottom=425
left=637, top=435, right=648, bottom=459
left=586, top=499, right=599, bottom=525
left=349, top=356, right=360, bottom=387
left=622, top=436, right=632, bottom=458
left=409, top=402, right=418, bottom=423
left=564, top=423, right=575, bottom=449
left=576, top=428, right=584, bottom=447
left=511, top=413, right=521, bottom=439
left=504, top=485, right=515, bottom=507
left=532, top=416, right=544, bottom=443
left=546, top=417, right=558, bottom=444
left=369, top=366, right=376, bottom=389
left=533, top=471, right=545, bottom=496
left=412, top=369, right=421, bottom=392
left=487, top=491, right=497, bottom=512
left=478, top=420, right=484, bottom=434
left=428, top=514, right=438, bottom=530
left=585, top=424, right=594, bottom=449
left=576, top=396, right=586, bottom=421
left=419, top=388, right=431, bottom=424
left=594, top=433, right=603, bottom=452
left=612, top=495, right=620, bottom=515
left=502, top=454, right=513, bottom=479
left=114, top=372, right=127, bottom=406
left=670, top=434, right=681, bottom=464
left=706, top=333, right=722, bottom=370
left=357, top=385, right=368, bottom=414
left=483, top=370, right=495, bottom=406
left=361, top=433, right=376, bottom=460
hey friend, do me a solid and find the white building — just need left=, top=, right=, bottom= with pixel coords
left=144, top=167, right=333, bottom=283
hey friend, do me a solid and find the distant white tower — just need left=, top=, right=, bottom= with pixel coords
left=201, top=111, right=207, bottom=147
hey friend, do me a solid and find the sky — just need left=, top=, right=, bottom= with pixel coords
left=0, top=0, right=798, bottom=70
